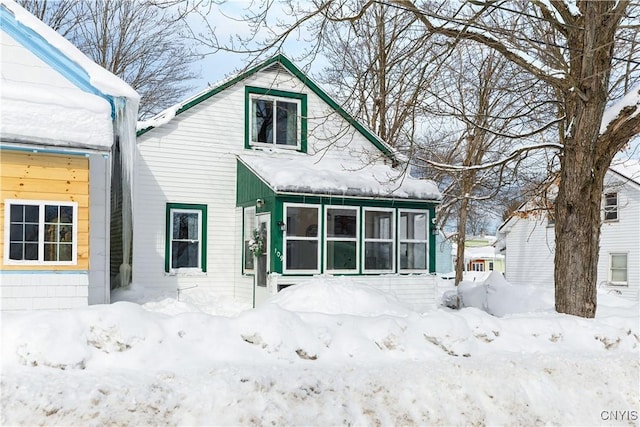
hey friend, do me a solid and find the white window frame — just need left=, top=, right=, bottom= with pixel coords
left=362, top=207, right=394, bottom=273
left=249, top=94, right=301, bottom=150
left=169, top=207, right=203, bottom=274
left=243, top=207, right=256, bottom=273
left=4, top=199, right=78, bottom=266
left=471, top=261, right=485, bottom=272
left=603, top=192, right=619, bottom=222
left=283, top=203, right=321, bottom=274
left=324, top=205, right=360, bottom=274
left=608, top=253, right=628, bottom=286
left=398, top=209, right=430, bottom=273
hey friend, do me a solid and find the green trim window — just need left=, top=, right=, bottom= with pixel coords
left=609, top=253, right=628, bottom=285
left=165, top=203, right=207, bottom=273
left=325, top=206, right=359, bottom=273
left=363, top=208, right=394, bottom=273
left=283, top=203, right=320, bottom=274
left=4, top=199, right=77, bottom=265
left=398, top=209, right=429, bottom=272
left=245, top=86, right=307, bottom=152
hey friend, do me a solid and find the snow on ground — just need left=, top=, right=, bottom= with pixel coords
left=1, top=275, right=638, bottom=426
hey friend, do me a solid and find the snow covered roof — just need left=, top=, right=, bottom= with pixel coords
left=1, top=0, right=139, bottom=150
left=609, top=158, right=640, bottom=187
left=137, top=54, right=396, bottom=160
left=238, top=152, right=441, bottom=201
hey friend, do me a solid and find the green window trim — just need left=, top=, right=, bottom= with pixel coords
left=165, top=203, right=208, bottom=273
left=245, top=86, right=307, bottom=152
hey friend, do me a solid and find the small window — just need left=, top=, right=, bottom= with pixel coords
left=284, top=204, right=320, bottom=273
left=604, top=193, right=618, bottom=221
left=488, top=261, right=494, bottom=271
left=609, top=253, right=628, bottom=285
left=399, top=210, right=429, bottom=271
left=470, top=262, right=485, bottom=272
left=5, top=200, right=77, bottom=265
left=325, top=207, right=359, bottom=273
left=165, top=203, right=207, bottom=273
left=246, top=87, right=307, bottom=152
left=363, top=209, right=394, bottom=272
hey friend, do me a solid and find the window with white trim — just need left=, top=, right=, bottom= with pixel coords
left=609, top=253, right=628, bottom=285
left=325, top=206, right=359, bottom=272
left=399, top=210, right=429, bottom=271
left=603, top=192, right=618, bottom=221
left=471, top=261, right=485, bottom=272
left=284, top=204, right=320, bottom=273
left=243, top=207, right=256, bottom=271
left=363, top=208, right=394, bottom=272
left=5, top=200, right=77, bottom=264
left=250, top=95, right=300, bottom=148
left=166, top=204, right=207, bottom=273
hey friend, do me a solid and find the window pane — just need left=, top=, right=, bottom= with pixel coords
left=10, top=224, right=23, bottom=241
left=172, top=241, right=199, bottom=268
left=9, top=243, right=22, bottom=260
left=611, top=269, right=627, bottom=282
left=59, top=206, right=73, bottom=223
left=25, top=243, right=38, bottom=260
left=365, top=242, right=392, bottom=270
left=24, top=205, right=39, bottom=222
left=327, top=241, right=356, bottom=270
left=327, top=209, right=357, bottom=238
left=275, top=101, right=297, bottom=146
left=611, top=254, right=627, bottom=269
left=173, top=212, right=199, bottom=240
left=286, top=240, right=318, bottom=270
left=59, top=244, right=72, bottom=261
left=400, top=212, right=427, bottom=240
left=10, top=205, right=23, bottom=222
left=25, top=224, right=38, bottom=241
left=365, top=211, right=392, bottom=239
left=400, top=242, right=427, bottom=270
left=45, top=205, right=58, bottom=222
left=44, top=243, right=57, bottom=261
left=286, top=207, right=318, bottom=237
left=252, top=99, right=273, bottom=143
left=45, top=224, right=58, bottom=242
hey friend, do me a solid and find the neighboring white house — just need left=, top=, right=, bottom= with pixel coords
left=498, top=160, right=640, bottom=301
left=132, top=55, right=442, bottom=309
left=0, top=0, right=139, bottom=310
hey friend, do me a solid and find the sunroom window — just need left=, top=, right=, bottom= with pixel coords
left=284, top=204, right=320, bottom=273
left=363, top=209, right=394, bottom=272
left=166, top=203, right=207, bottom=273
left=325, top=207, right=359, bottom=272
left=399, top=210, right=429, bottom=271
left=5, top=200, right=77, bottom=264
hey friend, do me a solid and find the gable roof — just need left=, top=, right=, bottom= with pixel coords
left=136, top=54, right=396, bottom=159
left=0, top=0, right=138, bottom=115
left=498, top=159, right=640, bottom=232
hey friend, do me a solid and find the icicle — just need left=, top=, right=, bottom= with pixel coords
left=114, top=96, right=139, bottom=287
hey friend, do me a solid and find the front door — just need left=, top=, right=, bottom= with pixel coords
left=254, top=214, right=270, bottom=306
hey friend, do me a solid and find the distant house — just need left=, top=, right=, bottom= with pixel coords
left=133, top=54, right=441, bottom=308
left=498, top=160, right=640, bottom=301
left=0, top=0, right=139, bottom=310
left=451, top=235, right=505, bottom=274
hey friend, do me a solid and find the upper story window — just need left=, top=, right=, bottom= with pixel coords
left=165, top=203, right=207, bottom=274
left=245, top=86, right=307, bottom=152
left=5, top=200, right=77, bottom=265
left=603, top=192, right=618, bottom=221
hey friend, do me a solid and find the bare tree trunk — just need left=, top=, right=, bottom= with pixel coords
left=455, top=196, right=468, bottom=285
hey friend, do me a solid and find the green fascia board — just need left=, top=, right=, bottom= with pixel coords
left=136, top=54, right=396, bottom=159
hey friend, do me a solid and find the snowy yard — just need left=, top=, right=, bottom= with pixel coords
left=1, top=275, right=638, bottom=426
